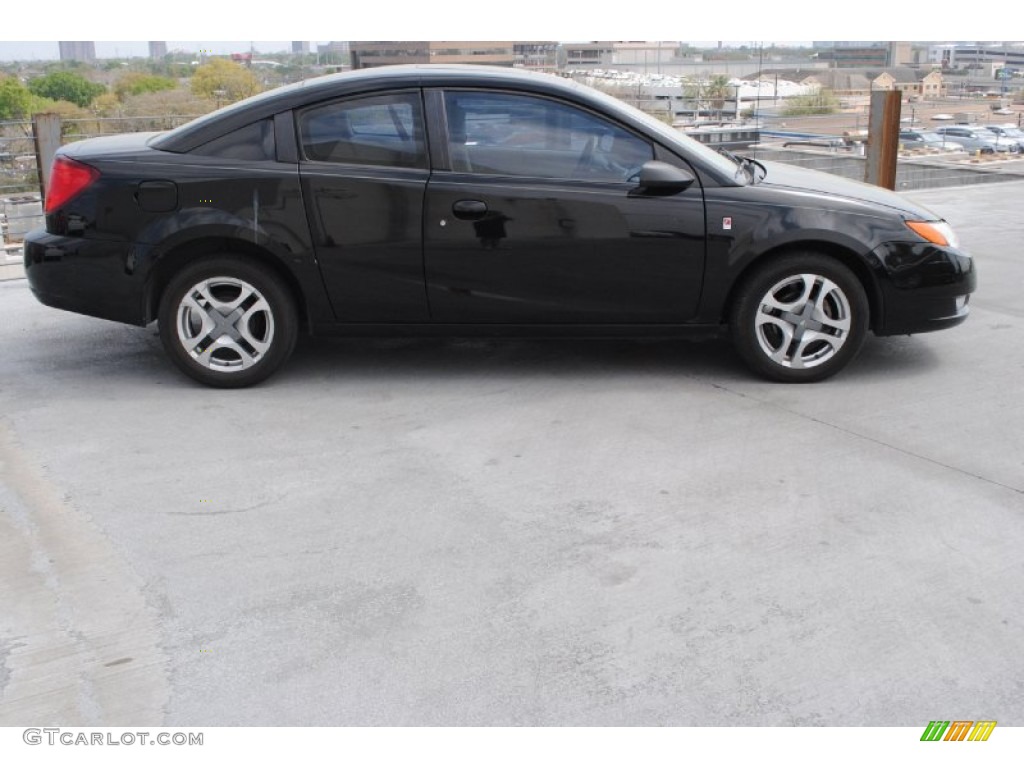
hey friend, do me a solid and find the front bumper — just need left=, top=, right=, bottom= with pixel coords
left=23, top=230, right=147, bottom=326
left=870, top=240, right=976, bottom=336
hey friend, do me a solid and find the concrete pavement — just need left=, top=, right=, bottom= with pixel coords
left=0, top=181, right=1022, bottom=726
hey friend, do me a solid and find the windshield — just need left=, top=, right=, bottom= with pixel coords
left=917, top=132, right=944, bottom=141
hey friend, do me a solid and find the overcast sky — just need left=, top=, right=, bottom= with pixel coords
left=0, top=2, right=1003, bottom=63
left=0, top=41, right=298, bottom=62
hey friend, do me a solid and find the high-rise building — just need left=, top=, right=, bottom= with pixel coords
left=292, top=41, right=310, bottom=54
left=149, top=41, right=168, bottom=59
left=58, top=41, right=96, bottom=62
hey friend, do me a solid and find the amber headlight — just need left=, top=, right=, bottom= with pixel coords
left=905, top=220, right=960, bottom=248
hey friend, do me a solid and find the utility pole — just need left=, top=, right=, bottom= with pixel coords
left=865, top=89, right=901, bottom=189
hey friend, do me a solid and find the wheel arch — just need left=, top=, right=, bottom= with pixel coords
left=144, top=237, right=309, bottom=331
left=723, top=240, right=884, bottom=333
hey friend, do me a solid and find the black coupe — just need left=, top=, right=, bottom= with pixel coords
left=25, top=65, right=975, bottom=386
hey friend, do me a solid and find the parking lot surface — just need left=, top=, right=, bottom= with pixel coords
left=1, top=181, right=1022, bottom=726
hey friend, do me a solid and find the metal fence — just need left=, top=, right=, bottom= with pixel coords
left=0, top=114, right=200, bottom=198
left=1, top=115, right=201, bottom=251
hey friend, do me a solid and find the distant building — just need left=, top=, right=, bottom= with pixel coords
left=58, top=41, right=95, bottom=62
left=318, top=42, right=349, bottom=54
left=292, top=41, right=310, bottom=54
left=610, top=42, right=679, bottom=68
left=315, top=42, right=350, bottom=70
left=350, top=42, right=515, bottom=69
left=754, top=67, right=944, bottom=106
left=928, top=44, right=1024, bottom=70
left=865, top=68, right=944, bottom=100
left=148, top=41, right=167, bottom=59
left=561, top=42, right=615, bottom=69
left=513, top=42, right=558, bottom=71
left=816, top=42, right=913, bottom=69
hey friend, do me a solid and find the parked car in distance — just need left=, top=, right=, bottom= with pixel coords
left=23, top=65, right=976, bottom=387
left=899, top=129, right=964, bottom=151
left=981, top=124, right=1024, bottom=152
left=933, top=126, right=1011, bottom=153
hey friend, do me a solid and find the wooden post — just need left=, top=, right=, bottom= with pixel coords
left=32, top=113, right=62, bottom=204
left=864, top=90, right=901, bottom=189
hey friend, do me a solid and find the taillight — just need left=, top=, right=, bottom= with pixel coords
left=45, top=156, right=100, bottom=214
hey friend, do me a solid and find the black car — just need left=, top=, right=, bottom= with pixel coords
left=25, top=65, right=975, bottom=387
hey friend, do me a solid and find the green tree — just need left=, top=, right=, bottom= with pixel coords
left=190, top=58, right=260, bottom=102
left=28, top=71, right=106, bottom=108
left=114, top=73, right=177, bottom=102
left=684, top=75, right=735, bottom=119
left=705, top=75, right=733, bottom=112
left=0, top=75, right=33, bottom=119
left=782, top=88, right=840, bottom=116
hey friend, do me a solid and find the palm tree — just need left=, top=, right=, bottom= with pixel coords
left=705, top=75, right=732, bottom=119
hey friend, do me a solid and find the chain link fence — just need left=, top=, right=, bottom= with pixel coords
left=1, top=115, right=200, bottom=259
left=0, top=114, right=200, bottom=197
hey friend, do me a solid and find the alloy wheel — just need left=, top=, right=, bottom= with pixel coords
left=175, top=276, right=276, bottom=372
left=753, top=272, right=853, bottom=370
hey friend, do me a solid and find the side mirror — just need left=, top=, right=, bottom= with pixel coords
left=631, top=160, right=696, bottom=196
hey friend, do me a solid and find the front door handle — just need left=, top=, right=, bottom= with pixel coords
left=452, top=200, right=488, bottom=220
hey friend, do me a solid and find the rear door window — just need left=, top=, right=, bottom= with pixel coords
left=298, top=92, right=427, bottom=169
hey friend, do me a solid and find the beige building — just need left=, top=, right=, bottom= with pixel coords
left=757, top=67, right=944, bottom=106
left=350, top=42, right=515, bottom=69
left=863, top=68, right=944, bottom=100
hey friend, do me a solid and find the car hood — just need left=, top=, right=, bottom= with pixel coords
left=755, top=160, right=941, bottom=221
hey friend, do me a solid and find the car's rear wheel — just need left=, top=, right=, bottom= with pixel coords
left=729, top=253, right=869, bottom=383
left=158, top=256, right=298, bottom=388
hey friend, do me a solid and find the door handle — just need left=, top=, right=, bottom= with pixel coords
left=452, top=200, right=488, bottom=220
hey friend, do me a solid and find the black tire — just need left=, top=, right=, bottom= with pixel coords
left=158, top=255, right=298, bottom=388
left=729, top=252, right=869, bottom=383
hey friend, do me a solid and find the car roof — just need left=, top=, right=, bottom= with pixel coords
left=151, top=65, right=591, bottom=152
left=148, top=64, right=745, bottom=187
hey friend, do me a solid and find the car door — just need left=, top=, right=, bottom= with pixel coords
left=423, top=89, right=706, bottom=324
left=297, top=90, right=431, bottom=322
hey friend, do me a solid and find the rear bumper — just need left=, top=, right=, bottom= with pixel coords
left=871, top=240, right=976, bottom=336
left=23, top=230, right=146, bottom=326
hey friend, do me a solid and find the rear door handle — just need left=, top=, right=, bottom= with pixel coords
left=452, top=200, right=488, bottom=220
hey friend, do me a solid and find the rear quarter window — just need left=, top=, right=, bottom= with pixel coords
left=192, top=119, right=276, bottom=161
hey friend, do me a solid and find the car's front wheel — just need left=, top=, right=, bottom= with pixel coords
left=158, top=256, right=298, bottom=387
left=729, top=253, right=869, bottom=383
